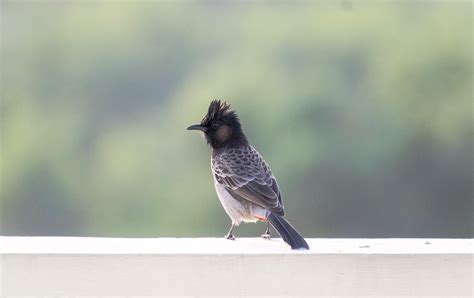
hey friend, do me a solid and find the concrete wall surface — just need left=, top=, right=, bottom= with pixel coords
left=0, top=237, right=472, bottom=297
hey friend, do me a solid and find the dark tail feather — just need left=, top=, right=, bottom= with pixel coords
left=267, top=213, right=309, bottom=250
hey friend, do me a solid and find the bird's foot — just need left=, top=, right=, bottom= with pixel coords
left=261, top=233, right=271, bottom=240
left=225, top=233, right=236, bottom=241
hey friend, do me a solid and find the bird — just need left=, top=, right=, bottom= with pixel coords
left=187, top=100, right=309, bottom=249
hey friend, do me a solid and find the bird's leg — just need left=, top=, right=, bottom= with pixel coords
left=261, top=222, right=271, bottom=239
left=225, top=223, right=236, bottom=240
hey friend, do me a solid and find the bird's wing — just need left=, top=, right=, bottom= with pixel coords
left=212, top=146, right=284, bottom=216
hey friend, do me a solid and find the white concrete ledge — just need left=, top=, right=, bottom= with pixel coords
left=1, top=237, right=472, bottom=297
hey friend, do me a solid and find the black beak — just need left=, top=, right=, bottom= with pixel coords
left=187, top=124, right=207, bottom=132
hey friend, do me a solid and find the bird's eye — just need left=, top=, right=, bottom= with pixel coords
left=212, top=123, right=219, bottom=129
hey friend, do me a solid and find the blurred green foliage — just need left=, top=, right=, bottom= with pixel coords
left=1, top=1, right=472, bottom=237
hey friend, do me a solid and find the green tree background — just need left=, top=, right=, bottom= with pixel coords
left=1, top=1, right=472, bottom=237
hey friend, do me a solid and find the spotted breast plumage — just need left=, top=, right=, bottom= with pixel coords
left=212, top=145, right=284, bottom=221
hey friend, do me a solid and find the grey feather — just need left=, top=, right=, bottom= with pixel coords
left=212, top=146, right=285, bottom=216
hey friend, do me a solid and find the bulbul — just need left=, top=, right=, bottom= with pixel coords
left=187, top=100, right=309, bottom=249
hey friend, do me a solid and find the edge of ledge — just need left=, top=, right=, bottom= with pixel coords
left=1, top=237, right=472, bottom=255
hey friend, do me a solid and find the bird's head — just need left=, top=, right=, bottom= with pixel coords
left=187, top=100, right=247, bottom=149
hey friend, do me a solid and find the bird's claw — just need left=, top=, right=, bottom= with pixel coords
left=261, top=233, right=271, bottom=240
left=225, top=234, right=236, bottom=240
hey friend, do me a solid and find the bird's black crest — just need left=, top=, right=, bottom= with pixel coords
left=201, top=100, right=239, bottom=126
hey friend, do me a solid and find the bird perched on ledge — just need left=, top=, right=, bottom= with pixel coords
left=187, top=100, right=309, bottom=250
